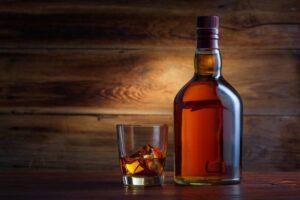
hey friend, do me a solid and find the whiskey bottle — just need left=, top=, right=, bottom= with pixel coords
left=174, top=16, right=243, bottom=185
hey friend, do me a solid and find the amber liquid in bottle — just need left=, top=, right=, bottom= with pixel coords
left=174, top=16, right=242, bottom=185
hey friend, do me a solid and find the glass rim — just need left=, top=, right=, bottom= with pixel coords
left=116, top=123, right=168, bottom=128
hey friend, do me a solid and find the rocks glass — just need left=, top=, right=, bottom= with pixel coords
left=116, top=124, right=168, bottom=186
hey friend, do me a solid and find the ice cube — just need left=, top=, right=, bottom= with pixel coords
left=123, top=144, right=165, bottom=175
left=143, top=154, right=154, bottom=159
left=145, top=159, right=163, bottom=174
left=125, top=160, right=144, bottom=174
left=152, top=147, right=164, bottom=159
left=130, top=144, right=153, bottom=158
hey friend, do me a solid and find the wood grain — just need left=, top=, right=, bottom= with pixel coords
left=0, top=114, right=298, bottom=171
left=0, top=49, right=299, bottom=115
left=0, top=0, right=299, bottom=49
left=0, top=172, right=299, bottom=200
left=243, top=116, right=300, bottom=171
left=0, top=0, right=299, bottom=172
left=0, top=114, right=173, bottom=170
left=1, top=0, right=299, bottom=13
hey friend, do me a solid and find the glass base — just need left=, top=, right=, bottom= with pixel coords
left=123, top=175, right=164, bottom=186
left=174, top=176, right=240, bottom=186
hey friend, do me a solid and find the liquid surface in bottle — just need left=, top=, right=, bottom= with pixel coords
left=174, top=79, right=228, bottom=181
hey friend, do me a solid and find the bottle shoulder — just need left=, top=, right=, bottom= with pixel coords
left=174, top=77, right=194, bottom=102
left=174, top=76, right=242, bottom=106
left=174, top=76, right=218, bottom=103
left=217, top=77, right=243, bottom=104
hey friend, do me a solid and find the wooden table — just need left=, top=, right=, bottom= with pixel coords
left=0, top=172, right=299, bottom=199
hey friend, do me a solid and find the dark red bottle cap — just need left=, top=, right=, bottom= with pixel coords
left=197, top=16, right=219, bottom=29
left=196, top=16, right=220, bottom=49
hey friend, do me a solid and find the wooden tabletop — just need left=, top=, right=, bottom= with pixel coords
left=0, top=171, right=299, bottom=200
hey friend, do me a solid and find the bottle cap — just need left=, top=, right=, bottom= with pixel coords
left=197, top=16, right=219, bottom=29
left=196, top=16, right=220, bottom=49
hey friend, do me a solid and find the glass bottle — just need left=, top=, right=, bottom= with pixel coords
left=174, top=16, right=243, bottom=185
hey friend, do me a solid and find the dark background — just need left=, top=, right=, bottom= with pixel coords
left=0, top=0, right=299, bottom=172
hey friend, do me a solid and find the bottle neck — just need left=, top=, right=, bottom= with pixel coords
left=194, top=48, right=222, bottom=78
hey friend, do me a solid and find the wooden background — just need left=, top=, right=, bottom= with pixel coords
left=0, top=0, right=299, bottom=172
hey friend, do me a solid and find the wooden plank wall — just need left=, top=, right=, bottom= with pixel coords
left=0, top=0, right=299, bottom=171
